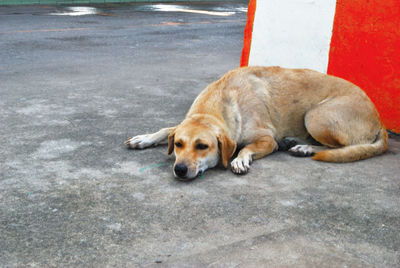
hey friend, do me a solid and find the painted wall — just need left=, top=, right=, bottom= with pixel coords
left=241, top=0, right=400, bottom=133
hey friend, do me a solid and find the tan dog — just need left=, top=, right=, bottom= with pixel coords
left=126, top=66, right=387, bottom=181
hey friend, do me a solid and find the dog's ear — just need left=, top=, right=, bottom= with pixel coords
left=217, top=134, right=237, bottom=168
left=167, top=131, right=175, bottom=155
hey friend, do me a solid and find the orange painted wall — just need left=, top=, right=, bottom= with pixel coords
left=328, top=0, right=400, bottom=133
left=240, top=0, right=256, bottom=67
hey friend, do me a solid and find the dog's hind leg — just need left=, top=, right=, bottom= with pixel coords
left=231, top=135, right=278, bottom=174
left=125, top=126, right=176, bottom=149
left=302, top=96, right=385, bottom=162
left=305, top=96, right=378, bottom=146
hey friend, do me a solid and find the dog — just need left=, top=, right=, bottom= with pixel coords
left=126, top=66, right=387, bottom=181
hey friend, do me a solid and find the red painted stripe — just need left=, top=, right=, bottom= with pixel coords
left=240, top=0, right=256, bottom=67
left=328, top=0, right=400, bottom=133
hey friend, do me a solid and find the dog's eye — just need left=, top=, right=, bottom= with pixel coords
left=196, top=143, right=209, bottom=150
left=175, top=142, right=183, bottom=148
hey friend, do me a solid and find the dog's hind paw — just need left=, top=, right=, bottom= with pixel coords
left=125, top=134, right=155, bottom=149
left=278, top=138, right=298, bottom=151
left=231, top=155, right=252, bottom=175
left=289, top=145, right=315, bottom=157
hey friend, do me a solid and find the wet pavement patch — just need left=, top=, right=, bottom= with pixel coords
left=50, top=6, right=98, bottom=16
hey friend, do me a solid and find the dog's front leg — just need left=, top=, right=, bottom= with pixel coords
left=125, top=126, right=176, bottom=149
left=231, top=135, right=278, bottom=174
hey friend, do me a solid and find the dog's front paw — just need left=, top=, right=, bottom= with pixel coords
left=231, top=155, right=252, bottom=175
left=289, top=145, right=315, bottom=157
left=125, top=134, right=155, bottom=149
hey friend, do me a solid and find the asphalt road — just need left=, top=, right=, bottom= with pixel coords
left=1, top=2, right=400, bottom=267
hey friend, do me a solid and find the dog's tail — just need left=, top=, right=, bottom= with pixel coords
left=312, top=127, right=388, bottom=163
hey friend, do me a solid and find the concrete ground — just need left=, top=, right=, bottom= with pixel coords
left=1, top=2, right=400, bottom=267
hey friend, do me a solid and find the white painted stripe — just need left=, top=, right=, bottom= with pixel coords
left=248, top=0, right=337, bottom=73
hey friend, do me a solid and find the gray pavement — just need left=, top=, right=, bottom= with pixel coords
left=1, top=2, right=400, bottom=267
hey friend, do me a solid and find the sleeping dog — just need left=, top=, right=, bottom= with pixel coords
left=126, top=66, right=387, bottom=181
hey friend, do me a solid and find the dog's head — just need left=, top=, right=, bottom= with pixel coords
left=168, top=118, right=236, bottom=181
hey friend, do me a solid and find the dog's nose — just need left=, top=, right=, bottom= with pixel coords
left=174, top=164, right=188, bottom=178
